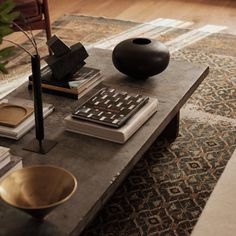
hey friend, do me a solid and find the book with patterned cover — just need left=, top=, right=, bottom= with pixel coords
left=72, top=86, right=150, bottom=128
left=65, top=96, right=158, bottom=143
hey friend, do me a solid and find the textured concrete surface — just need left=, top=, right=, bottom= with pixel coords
left=0, top=48, right=209, bottom=236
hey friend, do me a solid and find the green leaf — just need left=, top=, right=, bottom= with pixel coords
left=0, top=0, right=19, bottom=25
left=0, top=25, right=13, bottom=36
left=0, top=46, right=15, bottom=58
left=0, top=11, right=20, bottom=24
left=0, top=1, right=16, bottom=14
left=0, top=62, right=9, bottom=74
left=0, top=0, right=30, bottom=74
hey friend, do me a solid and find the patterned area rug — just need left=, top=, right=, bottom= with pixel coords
left=1, top=15, right=236, bottom=235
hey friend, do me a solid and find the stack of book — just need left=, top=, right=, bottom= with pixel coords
left=0, top=97, right=54, bottom=140
left=64, top=86, right=158, bottom=143
left=0, top=146, right=22, bottom=181
left=28, top=66, right=103, bottom=99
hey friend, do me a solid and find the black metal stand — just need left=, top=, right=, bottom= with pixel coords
left=24, top=138, right=57, bottom=154
left=24, top=55, right=57, bottom=154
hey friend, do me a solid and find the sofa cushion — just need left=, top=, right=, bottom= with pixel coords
left=191, top=148, right=236, bottom=236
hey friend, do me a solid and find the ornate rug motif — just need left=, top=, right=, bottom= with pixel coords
left=1, top=15, right=236, bottom=235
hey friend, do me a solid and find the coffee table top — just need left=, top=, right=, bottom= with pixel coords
left=0, top=48, right=209, bottom=236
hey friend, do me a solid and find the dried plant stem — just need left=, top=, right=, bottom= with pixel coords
left=23, top=20, right=38, bottom=55
left=12, top=22, right=38, bottom=54
left=3, top=39, right=33, bottom=57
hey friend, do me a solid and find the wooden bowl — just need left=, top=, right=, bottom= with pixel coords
left=0, top=165, right=77, bottom=220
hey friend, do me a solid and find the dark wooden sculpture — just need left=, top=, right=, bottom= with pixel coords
left=43, top=35, right=89, bottom=81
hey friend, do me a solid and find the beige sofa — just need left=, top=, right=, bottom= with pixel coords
left=191, top=148, right=236, bottom=236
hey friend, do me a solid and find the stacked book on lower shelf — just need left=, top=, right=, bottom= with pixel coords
left=0, top=97, right=54, bottom=140
left=64, top=86, right=158, bottom=143
left=0, top=146, right=22, bottom=181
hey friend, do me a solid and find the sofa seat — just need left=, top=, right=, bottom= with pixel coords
left=191, top=148, right=236, bottom=236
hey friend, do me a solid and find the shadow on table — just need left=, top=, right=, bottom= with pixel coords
left=1, top=218, right=64, bottom=236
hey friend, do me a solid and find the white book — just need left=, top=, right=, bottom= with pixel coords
left=0, top=97, right=54, bottom=140
left=0, top=154, right=11, bottom=169
left=0, top=145, right=10, bottom=161
left=64, top=97, right=158, bottom=143
left=0, top=146, right=11, bottom=169
left=0, top=155, right=22, bottom=181
left=0, top=150, right=10, bottom=161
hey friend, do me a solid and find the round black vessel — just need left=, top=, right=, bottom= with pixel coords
left=112, top=38, right=170, bottom=78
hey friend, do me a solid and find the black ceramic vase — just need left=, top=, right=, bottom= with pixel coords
left=112, top=38, right=170, bottom=78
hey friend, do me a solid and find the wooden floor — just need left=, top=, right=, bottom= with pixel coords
left=3, top=0, right=236, bottom=47
left=48, top=0, right=236, bottom=33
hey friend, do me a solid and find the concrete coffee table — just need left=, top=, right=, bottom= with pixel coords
left=0, top=48, right=209, bottom=235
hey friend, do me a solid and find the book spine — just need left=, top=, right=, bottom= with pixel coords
left=0, top=155, right=11, bottom=169
left=29, top=81, right=78, bottom=97
left=40, top=87, right=78, bottom=99
left=0, top=155, right=22, bottom=181
left=29, top=65, right=53, bottom=82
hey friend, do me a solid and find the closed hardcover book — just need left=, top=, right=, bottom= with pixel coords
left=0, top=154, right=11, bottom=169
left=28, top=66, right=102, bottom=99
left=0, top=155, right=22, bottom=181
left=0, top=146, right=10, bottom=161
left=64, top=97, right=158, bottom=143
left=29, top=75, right=103, bottom=99
left=0, top=97, right=54, bottom=140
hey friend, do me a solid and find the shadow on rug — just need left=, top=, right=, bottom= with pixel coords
left=2, top=15, right=236, bottom=235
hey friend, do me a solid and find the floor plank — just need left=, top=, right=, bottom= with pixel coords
left=48, top=0, right=236, bottom=33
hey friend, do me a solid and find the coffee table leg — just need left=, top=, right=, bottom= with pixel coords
left=160, top=111, right=180, bottom=142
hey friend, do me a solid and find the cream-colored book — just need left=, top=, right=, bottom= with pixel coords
left=0, top=146, right=10, bottom=160
left=0, top=154, right=11, bottom=169
left=64, top=97, right=158, bottom=143
left=0, top=97, right=54, bottom=140
left=0, top=155, right=22, bottom=181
